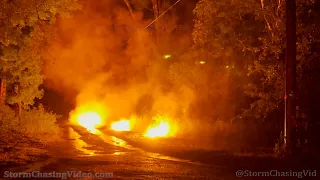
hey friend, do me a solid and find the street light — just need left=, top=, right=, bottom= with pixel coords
left=163, top=54, right=171, bottom=59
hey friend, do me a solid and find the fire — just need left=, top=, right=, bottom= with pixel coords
left=111, top=120, right=131, bottom=131
left=77, top=112, right=102, bottom=133
left=144, top=121, right=170, bottom=138
left=69, top=102, right=107, bottom=134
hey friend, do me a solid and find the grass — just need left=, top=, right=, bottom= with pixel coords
left=19, top=108, right=62, bottom=142
left=0, top=131, right=48, bottom=166
left=0, top=105, right=61, bottom=167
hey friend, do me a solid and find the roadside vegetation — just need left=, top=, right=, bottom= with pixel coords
left=0, top=0, right=82, bottom=165
left=1, top=0, right=320, bottom=166
left=0, top=105, right=61, bottom=165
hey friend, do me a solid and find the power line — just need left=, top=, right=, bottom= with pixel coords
left=144, top=0, right=182, bottom=29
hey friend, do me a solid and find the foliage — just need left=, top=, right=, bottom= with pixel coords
left=189, top=0, right=319, bottom=122
left=1, top=43, right=44, bottom=108
left=0, top=0, right=82, bottom=45
left=0, top=1, right=80, bottom=154
left=0, top=105, right=61, bottom=140
left=0, top=105, right=55, bottom=165
left=0, top=0, right=82, bottom=110
left=274, top=131, right=286, bottom=157
left=19, top=106, right=61, bottom=138
left=0, top=105, right=19, bottom=134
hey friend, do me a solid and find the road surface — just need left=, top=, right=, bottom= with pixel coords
left=3, top=125, right=237, bottom=180
left=2, top=125, right=318, bottom=179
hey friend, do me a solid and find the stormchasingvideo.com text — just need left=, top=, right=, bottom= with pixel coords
left=3, top=171, right=113, bottom=179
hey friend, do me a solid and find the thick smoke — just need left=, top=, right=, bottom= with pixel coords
left=42, top=0, right=194, bottom=130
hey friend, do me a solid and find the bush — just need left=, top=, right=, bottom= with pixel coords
left=0, top=105, right=60, bottom=164
left=0, top=105, right=61, bottom=142
left=0, top=105, right=19, bottom=135
left=274, top=131, right=286, bottom=157
left=19, top=107, right=61, bottom=141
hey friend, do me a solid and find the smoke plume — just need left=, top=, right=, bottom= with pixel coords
left=42, top=0, right=194, bottom=130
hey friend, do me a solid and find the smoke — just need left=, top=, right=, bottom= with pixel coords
left=42, top=0, right=194, bottom=128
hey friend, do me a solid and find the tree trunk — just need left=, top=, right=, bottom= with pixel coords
left=151, top=0, right=160, bottom=43
left=18, top=101, right=22, bottom=118
left=0, top=66, right=7, bottom=105
left=152, top=0, right=160, bottom=19
left=0, top=79, right=6, bottom=105
left=284, top=0, right=297, bottom=156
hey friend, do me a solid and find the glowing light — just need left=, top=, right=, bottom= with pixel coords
left=77, top=112, right=102, bottom=133
left=163, top=54, right=171, bottom=59
left=144, top=121, right=170, bottom=138
left=68, top=127, right=95, bottom=156
left=199, top=61, right=205, bottom=64
left=69, top=102, right=107, bottom=134
left=111, top=120, right=131, bottom=131
left=226, top=65, right=229, bottom=68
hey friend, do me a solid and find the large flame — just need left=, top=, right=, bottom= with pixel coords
left=77, top=112, right=102, bottom=133
left=144, top=121, right=170, bottom=138
left=111, top=120, right=131, bottom=131
left=70, top=102, right=107, bottom=134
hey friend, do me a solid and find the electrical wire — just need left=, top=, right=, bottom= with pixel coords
left=144, top=0, right=182, bottom=29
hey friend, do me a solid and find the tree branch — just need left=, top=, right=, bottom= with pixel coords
left=123, top=0, right=136, bottom=20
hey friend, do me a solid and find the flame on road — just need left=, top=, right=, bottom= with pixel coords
left=144, top=121, right=170, bottom=138
left=70, top=102, right=107, bottom=134
left=111, top=120, right=131, bottom=131
left=77, top=112, right=102, bottom=133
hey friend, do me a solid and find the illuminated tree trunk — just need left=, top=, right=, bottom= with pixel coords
left=0, top=79, right=6, bottom=105
left=18, top=101, right=22, bottom=118
left=152, top=0, right=160, bottom=21
left=13, top=85, right=22, bottom=119
left=152, top=0, right=160, bottom=43
left=0, top=67, right=7, bottom=106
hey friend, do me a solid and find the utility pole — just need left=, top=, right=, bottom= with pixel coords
left=284, top=0, right=297, bottom=155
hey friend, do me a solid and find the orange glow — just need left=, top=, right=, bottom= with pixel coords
left=69, top=102, right=107, bottom=134
left=144, top=121, right=170, bottom=138
left=163, top=54, right=171, bottom=59
left=77, top=112, right=102, bottom=133
left=110, top=120, right=131, bottom=131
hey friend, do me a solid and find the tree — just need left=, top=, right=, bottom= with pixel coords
left=0, top=0, right=82, bottom=114
left=190, top=0, right=318, bottom=122
left=1, top=40, right=43, bottom=116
